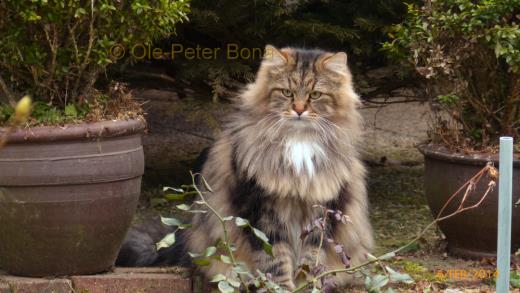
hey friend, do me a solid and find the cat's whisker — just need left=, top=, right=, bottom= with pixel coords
left=269, top=118, right=287, bottom=141
left=319, top=118, right=347, bottom=135
left=313, top=120, right=354, bottom=162
left=317, top=120, right=339, bottom=141
left=259, top=117, right=285, bottom=142
left=320, top=118, right=356, bottom=146
left=255, top=113, right=278, bottom=127
left=312, top=118, right=338, bottom=143
left=313, top=120, right=332, bottom=143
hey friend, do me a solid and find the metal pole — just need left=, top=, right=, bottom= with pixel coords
left=497, top=136, right=513, bottom=293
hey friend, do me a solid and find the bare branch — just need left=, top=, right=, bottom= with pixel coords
left=0, top=75, right=16, bottom=107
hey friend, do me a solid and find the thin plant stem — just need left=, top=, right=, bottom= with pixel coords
left=291, top=164, right=495, bottom=293
left=314, top=212, right=327, bottom=268
left=190, top=171, right=250, bottom=293
left=311, top=207, right=328, bottom=290
left=0, top=75, right=15, bottom=107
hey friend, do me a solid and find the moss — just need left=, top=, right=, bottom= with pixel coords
left=393, top=260, right=440, bottom=282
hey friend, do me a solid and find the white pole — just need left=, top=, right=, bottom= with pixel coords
left=497, top=136, right=513, bottom=293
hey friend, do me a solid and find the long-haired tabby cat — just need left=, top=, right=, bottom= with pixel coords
left=117, top=45, right=373, bottom=290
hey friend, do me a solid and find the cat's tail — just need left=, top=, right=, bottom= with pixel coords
left=116, top=218, right=190, bottom=267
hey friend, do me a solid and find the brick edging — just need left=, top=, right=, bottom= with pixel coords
left=0, top=267, right=192, bottom=293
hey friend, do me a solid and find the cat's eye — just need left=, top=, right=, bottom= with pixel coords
left=281, top=89, right=293, bottom=97
left=309, top=91, right=322, bottom=99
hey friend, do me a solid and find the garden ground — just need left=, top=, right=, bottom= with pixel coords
left=139, top=164, right=520, bottom=292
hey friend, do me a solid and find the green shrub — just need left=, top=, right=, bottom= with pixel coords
left=0, top=0, right=190, bottom=116
left=167, top=0, right=418, bottom=100
left=384, top=0, right=520, bottom=149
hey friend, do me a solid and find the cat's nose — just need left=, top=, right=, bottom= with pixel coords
left=293, top=102, right=306, bottom=116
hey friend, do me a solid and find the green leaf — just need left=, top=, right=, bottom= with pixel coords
left=217, top=280, right=234, bottom=293
left=176, top=204, right=191, bottom=211
left=366, top=253, right=378, bottom=262
left=379, top=251, right=396, bottom=260
left=164, top=193, right=185, bottom=201
left=74, top=7, right=86, bottom=18
left=223, top=216, right=234, bottom=221
left=262, top=242, right=273, bottom=256
left=495, top=42, right=503, bottom=57
left=163, top=186, right=184, bottom=193
left=235, top=217, right=249, bottom=227
left=156, top=232, right=175, bottom=250
left=511, top=271, right=520, bottom=288
left=161, top=216, right=182, bottom=227
left=365, top=275, right=372, bottom=290
left=232, top=265, right=250, bottom=275
left=64, top=104, right=78, bottom=117
left=386, top=266, right=414, bottom=284
left=193, top=258, right=211, bottom=266
left=249, top=227, right=273, bottom=256
left=210, top=274, right=227, bottom=283
left=220, top=255, right=232, bottom=264
left=252, top=228, right=269, bottom=243
left=227, top=278, right=241, bottom=288
left=178, top=224, right=192, bottom=229
left=367, top=274, right=389, bottom=292
left=187, top=209, right=207, bottom=214
left=205, top=246, right=217, bottom=257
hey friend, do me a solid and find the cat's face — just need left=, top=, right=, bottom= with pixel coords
left=253, top=45, right=355, bottom=129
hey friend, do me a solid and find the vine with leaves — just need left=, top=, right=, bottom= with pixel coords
left=156, top=164, right=499, bottom=292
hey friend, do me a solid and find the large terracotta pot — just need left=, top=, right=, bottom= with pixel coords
left=420, top=144, right=520, bottom=259
left=0, top=119, right=145, bottom=277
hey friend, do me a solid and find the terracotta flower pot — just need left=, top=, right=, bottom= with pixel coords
left=420, top=144, right=520, bottom=259
left=0, top=119, right=145, bottom=277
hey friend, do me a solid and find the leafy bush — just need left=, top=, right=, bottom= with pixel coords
left=0, top=0, right=190, bottom=118
left=278, top=0, right=421, bottom=61
left=384, top=0, right=520, bottom=149
left=167, top=0, right=418, bottom=100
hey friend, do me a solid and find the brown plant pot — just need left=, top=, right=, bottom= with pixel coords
left=0, top=119, right=145, bottom=277
left=420, top=144, right=520, bottom=259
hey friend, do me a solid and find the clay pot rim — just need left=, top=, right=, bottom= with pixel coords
left=0, top=118, right=146, bottom=144
left=418, top=143, right=520, bottom=167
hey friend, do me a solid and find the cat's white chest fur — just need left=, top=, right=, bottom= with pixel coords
left=284, top=139, right=325, bottom=177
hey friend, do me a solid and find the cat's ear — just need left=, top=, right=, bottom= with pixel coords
left=322, top=52, right=348, bottom=74
left=263, top=45, right=291, bottom=66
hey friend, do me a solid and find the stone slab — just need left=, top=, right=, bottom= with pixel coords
left=0, top=276, right=72, bottom=293
left=71, top=272, right=191, bottom=293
